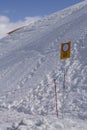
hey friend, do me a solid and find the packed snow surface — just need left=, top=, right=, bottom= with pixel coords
left=0, top=0, right=87, bottom=129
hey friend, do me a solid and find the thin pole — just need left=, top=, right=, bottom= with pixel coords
left=62, top=66, right=66, bottom=118
left=53, top=79, right=58, bottom=118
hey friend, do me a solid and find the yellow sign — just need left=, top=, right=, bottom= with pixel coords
left=60, top=41, right=71, bottom=59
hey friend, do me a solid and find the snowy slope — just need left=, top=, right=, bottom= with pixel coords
left=0, top=0, right=87, bottom=129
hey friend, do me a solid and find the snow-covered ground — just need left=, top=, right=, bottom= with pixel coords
left=0, top=0, right=87, bottom=129
left=0, top=109, right=87, bottom=130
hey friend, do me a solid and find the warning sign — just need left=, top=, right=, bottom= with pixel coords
left=60, top=41, right=71, bottom=59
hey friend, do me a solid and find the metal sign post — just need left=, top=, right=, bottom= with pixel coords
left=60, top=41, right=71, bottom=118
left=53, top=79, right=58, bottom=118
left=62, top=65, right=66, bottom=118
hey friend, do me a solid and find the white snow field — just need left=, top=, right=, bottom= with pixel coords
left=0, top=0, right=87, bottom=129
